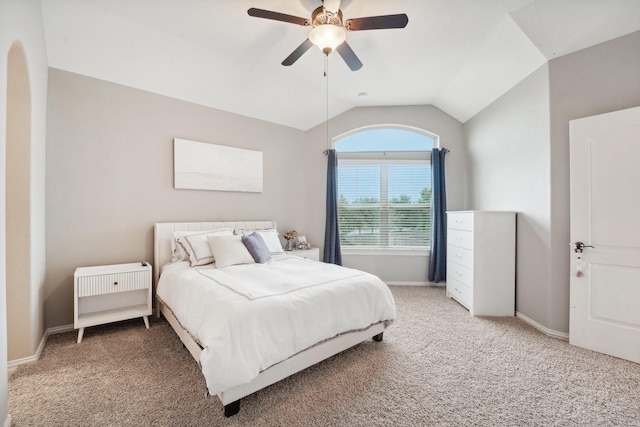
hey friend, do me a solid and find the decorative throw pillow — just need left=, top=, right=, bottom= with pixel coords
left=236, top=228, right=284, bottom=254
left=257, top=229, right=285, bottom=254
left=208, top=234, right=255, bottom=268
left=178, top=229, right=234, bottom=266
left=172, top=230, right=212, bottom=262
left=242, top=232, right=272, bottom=263
left=172, top=238, right=190, bottom=262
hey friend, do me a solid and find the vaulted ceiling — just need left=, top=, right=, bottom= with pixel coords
left=41, top=0, right=640, bottom=130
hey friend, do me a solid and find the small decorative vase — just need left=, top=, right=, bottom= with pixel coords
left=285, top=239, right=295, bottom=251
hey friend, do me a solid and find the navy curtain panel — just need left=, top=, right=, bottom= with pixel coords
left=428, top=148, right=448, bottom=282
left=323, top=149, right=342, bottom=265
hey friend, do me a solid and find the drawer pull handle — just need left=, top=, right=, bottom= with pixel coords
left=456, top=236, right=462, bottom=240
left=456, top=253, right=462, bottom=258
left=456, top=271, right=462, bottom=276
left=456, top=219, right=462, bottom=223
left=113, top=281, right=118, bottom=286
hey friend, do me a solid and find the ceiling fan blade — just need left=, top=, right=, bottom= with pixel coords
left=322, top=0, right=341, bottom=13
left=345, top=14, right=409, bottom=31
left=336, top=42, right=363, bottom=71
left=282, top=39, right=314, bottom=66
left=248, top=8, right=310, bottom=26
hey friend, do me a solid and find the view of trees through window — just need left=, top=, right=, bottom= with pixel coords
left=335, top=128, right=435, bottom=249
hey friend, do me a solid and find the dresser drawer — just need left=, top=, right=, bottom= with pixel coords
left=447, top=245, right=473, bottom=269
left=447, top=277, right=472, bottom=308
left=447, top=229, right=473, bottom=250
left=77, top=270, right=150, bottom=297
left=447, top=212, right=473, bottom=231
left=447, top=262, right=473, bottom=288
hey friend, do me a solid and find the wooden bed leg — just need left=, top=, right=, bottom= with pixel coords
left=224, top=400, right=241, bottom=417
left=373, top=332, right=383, bottom=342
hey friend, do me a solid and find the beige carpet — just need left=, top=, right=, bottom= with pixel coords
left=8, top=286, right=640, bottom=426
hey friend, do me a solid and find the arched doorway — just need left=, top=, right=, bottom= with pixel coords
left=5, top=42, right=32, bottom=361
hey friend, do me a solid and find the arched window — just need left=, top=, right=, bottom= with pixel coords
left=334, top=126, right=437, bottom=250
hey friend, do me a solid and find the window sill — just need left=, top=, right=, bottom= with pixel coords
left=341, top=247, right=430, bottom=257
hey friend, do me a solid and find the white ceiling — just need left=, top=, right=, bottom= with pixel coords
left=41, top=0, right=640, bottom=130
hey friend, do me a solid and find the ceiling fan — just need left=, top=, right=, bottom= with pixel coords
left=248, top=0, right=408, bottom=71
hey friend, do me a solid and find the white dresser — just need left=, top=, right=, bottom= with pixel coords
left=446, top=211, right=515, bottom=316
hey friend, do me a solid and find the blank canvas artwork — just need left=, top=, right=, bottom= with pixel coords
left=174, top=138, right=263, bottom=193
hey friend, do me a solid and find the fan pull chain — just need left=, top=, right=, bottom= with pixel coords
left=324, top=53, right=328, bottom=77
left=325, top=54, right=330, bottom=151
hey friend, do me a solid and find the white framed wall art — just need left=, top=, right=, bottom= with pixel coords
left=174, top=138, right=263, bottom=193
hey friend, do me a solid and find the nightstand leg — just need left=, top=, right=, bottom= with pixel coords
left=143, top=316, right=149, bottom=329
left=77, top=328, right=84, bottom=344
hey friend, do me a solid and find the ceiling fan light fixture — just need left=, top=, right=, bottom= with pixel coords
left=309, top=24, right=346, bottom=55
left=248, top=4, right=407, bottom=70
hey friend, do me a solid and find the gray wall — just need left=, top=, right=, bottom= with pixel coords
left=465, top=30, right=640, bottom=334
left=6, top=41, right=33, bottom=361
left=465, top=65, right=552, bottom=329
left=45, top=71, right=468, bottom=329
left=45, top=69, right=307, bottom=328
left=1, top=0, right=49, bottom=421
left=547, top=29, right=640, bottom=332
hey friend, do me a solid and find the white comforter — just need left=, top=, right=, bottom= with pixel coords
left=156, top=255, right=396, bottom=395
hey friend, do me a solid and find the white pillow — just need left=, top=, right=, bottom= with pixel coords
left=236, top=228, right=284, bottom=254
left=172, top=230, right=207, bottom=262
left=178, top=229, right=234, bottom=266
left=207, top=234, right=255, bottom=268
left=257, top=230, right=285, bottom=254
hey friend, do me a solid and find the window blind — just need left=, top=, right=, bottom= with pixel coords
left=337, top=160, right=431, bottom=248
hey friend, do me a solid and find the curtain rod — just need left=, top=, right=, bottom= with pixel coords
left=323, top=147, right=450, bottom=155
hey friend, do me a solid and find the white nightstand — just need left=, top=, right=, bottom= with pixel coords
left=287, top=247, right=320, bottom=261
left=74, top=262, right=152, bottom=343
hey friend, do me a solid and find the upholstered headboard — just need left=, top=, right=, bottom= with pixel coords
left=153, top=221, right=277, bottom=285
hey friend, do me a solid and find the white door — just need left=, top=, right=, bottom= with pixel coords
left=569, top=106, right=640, bottom=363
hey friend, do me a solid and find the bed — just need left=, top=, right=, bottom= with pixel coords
left=154, top=221, right=396, bottom=417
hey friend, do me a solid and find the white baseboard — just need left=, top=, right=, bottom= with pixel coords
left=516, top=311, right=569, bottom=340
left=386, top=281, right=444, bottom=287
left=4, top=414, right=10, bottom=427
left=7, top=324, right=74, bottom=373
left=46, top=324, right=75, bottom=335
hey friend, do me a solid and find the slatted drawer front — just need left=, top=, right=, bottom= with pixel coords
left=78, top=270, right=150, bottom=297
left=448, top=212, right=473, bottom=231
left=447, top=245, right=473, bottom=269
left=448, top=229, right=473, bottom=250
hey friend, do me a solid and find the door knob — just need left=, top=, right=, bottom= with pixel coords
left=574, top=241, right=594, bottom=253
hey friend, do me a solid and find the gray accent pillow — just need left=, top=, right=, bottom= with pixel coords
left=242, top=232, right=271, bottom=263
